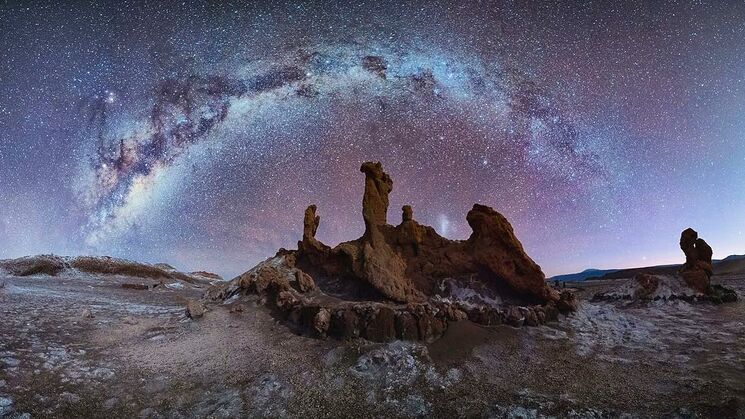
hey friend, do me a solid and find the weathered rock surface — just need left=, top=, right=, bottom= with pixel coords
left=209, top=161, right=574, bottom=341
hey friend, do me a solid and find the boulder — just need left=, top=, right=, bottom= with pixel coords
left=185, top=299, right=205, bottom=319
left=313, top=308, right=331, bottom=338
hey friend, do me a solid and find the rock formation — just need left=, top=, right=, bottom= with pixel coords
left=593, top=228, right=737, bottom=304
left=302, top=205, right=320, bottom=242
left=679, top=228, right=714, bottom=293
left=360, top=161, right=392, bottom=232
left=402, top=205, right=413, bottom=223
left=209, top=161, right=576, bottom=341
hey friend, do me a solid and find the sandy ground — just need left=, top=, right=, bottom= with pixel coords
left=1, top=274, right=744, bottom=418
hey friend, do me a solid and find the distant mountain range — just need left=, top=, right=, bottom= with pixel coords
left=550, top=254, right=745, bottom=282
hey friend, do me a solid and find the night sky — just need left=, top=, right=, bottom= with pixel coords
left=1, top=1, right=744, bottom=278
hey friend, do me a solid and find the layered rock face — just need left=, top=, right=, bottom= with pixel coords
left=210, top=161, right=575, bottom=341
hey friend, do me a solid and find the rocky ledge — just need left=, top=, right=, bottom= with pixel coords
left=208, top=161, right=576, bottom=341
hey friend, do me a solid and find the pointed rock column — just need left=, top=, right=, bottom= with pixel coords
left=360, top=161, right=392, bottom=237
left=303, top=204, right=321, bottom=242
left=357, top=162, right=419, bottom=302
left=298, top=204, right=329, bottom=255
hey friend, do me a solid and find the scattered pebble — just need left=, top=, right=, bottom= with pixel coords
left=60, top=392, right=81, bottom=403
left=139, top=407, right=162, bottom=418
left=103, top=397, right=118, bottom=410
left=0, top=397, right=13, bottom=416
left=2, top=357, right=19, bottom=367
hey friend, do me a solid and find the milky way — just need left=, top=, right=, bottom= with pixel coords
left=2, top=1, right=744, bottom=277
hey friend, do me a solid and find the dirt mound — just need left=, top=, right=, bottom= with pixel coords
left=209, top=161, right=575, bottom=341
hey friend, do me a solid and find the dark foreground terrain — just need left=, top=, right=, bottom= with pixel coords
left=1, top=272, right=744, bottom=418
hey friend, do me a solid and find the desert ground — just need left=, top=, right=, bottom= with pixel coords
left=1, top=269, right=743, bottom=418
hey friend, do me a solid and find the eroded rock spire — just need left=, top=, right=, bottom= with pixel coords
left=303, top=204, right=320, bottom=241
left=360, top=161, right=392, bottom=233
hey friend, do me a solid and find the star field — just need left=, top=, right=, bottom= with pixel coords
left=1, top=0, right=744, bottom=277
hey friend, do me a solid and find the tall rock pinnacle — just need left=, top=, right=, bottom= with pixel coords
left=360, top=161, right=392, bottom=234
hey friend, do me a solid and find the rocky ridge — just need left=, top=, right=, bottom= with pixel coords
left=0, top=255, right=221, bottom=287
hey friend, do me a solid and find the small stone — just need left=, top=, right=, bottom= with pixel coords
left=139, top=407, right=162, bottom=418
left=60, top=392, right=81, bottom=403
left=103, top=397, right=118, bottom=410
left=2, top=357, right=19, bottom=367
left=313, top=308, right=331, bottom=337
left=122, top=316, right=139, bottom=325
left=185, top=299, right=205, bottom=319
left=81, top=308, right=94, bottom=319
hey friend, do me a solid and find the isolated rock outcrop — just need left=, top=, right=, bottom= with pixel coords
left=209, top=161, right=575, bottom=341
left=593, top=228, right=737, bottom=304
left=679, top=228, right=714, bottom=293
